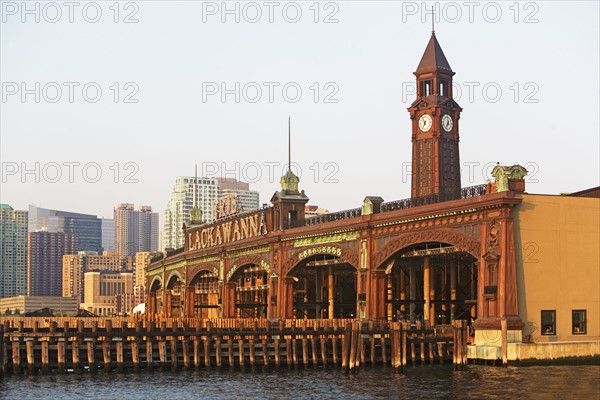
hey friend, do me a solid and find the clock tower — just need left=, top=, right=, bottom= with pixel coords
left=408, top=31, right=462, bottom=200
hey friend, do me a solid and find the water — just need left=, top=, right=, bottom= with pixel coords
left=1, top=365, right=598, bottom=399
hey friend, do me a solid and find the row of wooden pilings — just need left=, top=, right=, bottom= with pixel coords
left=0, top=318, right=468, bottom=377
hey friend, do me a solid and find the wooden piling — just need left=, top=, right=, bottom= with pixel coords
left=401, top=322, right=407, bottom=369
left=171, top=338, right=178, bottom=369
left=310, top=334, right=317, bottom=367
left=227, top=337, right=235, bottom=367
left=158, top=340, right=167, bottom=369
left=182, top=339, right=190, bottom=369
left=341, top=322, right=351, bottom=373
left=215, top=338, right=222, bottom=368
left=12, top=331, right=22, bottom=374
left=349, top=322, right=358, bottom=372
left=40, top=340, right=49, bottom=373
left=116, top=341, right=124, bottom=372
left=26, top=340, right=34, bottom=372
left=285, top=337, right=292, bottom=367
left=501, top=317, right=508, bottom=367
left=274, top=337, right=280, bottom=367
left=57, top=340, right=66, bottom=372
left=320, top=335, right=327, bottom=366
left=262, top=338, right=268, bottom=367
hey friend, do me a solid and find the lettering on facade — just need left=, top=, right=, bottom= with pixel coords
left=212, top=193, right=238, bottom=220
left=188, top=212, right=265, bottom=251
left=298, top=246, right=342, bottom=260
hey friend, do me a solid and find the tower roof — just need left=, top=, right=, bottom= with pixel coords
left=416, top=33, right=452, bottom=73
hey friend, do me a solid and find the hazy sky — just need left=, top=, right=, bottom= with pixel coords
left=1, top=1, right=599, bottom=221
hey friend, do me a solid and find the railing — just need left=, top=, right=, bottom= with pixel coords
left=284, top=207, right=362, bottom=229
left=283, top=184, right=487, bottom=230
left=380, top=184, right=487, bottom=212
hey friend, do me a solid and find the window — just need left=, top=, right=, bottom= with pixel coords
left=541, top=310, right=556, bottom=335
left=572, top=310, right=587, bottom=334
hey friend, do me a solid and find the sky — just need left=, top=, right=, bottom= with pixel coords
left=1, top=1, right=599, bottom=222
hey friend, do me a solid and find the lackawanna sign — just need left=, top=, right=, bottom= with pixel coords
left=188, top=211, right=266, bottom=250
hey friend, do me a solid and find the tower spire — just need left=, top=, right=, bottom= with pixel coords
left=427, top=6, right=435, bottom=34
left=189, top=163, right=202, bottom=225
left=194, top=164, right=198, bottom=209
left=288, top=116, right=291, bottom=172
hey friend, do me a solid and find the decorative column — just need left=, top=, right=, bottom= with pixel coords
left=429, top=260, right=435, bottom=326
left=328, top=265, right=335, bottom=319
left=423, top=257, right=431, bottom=323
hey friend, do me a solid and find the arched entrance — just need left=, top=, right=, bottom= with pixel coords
left=148, top=278, right=163, bottom=315
left=165, top=273, right=184, bottom=318
left=382, top=242, right=477, bottom=326
left=290, top=254, right=357, bottom=319
left=189, top=269, right=220, bottom=318
left=229, top=263, right=269, bottom=318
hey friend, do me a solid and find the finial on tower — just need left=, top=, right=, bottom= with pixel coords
left=288, top=115, right=291, bottom=172
left=426, top=6, right=436, bottom=34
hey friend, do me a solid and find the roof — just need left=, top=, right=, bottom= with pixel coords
left=416, top=33, right=453, bottom=73
left=566, top=186, right=600, bottom=198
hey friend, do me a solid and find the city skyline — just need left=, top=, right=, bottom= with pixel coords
left=1, top=2, right=599, bottom=220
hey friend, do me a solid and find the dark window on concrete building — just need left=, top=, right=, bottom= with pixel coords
left=572, top=310, right=586, bottom=334
left=541, top=310, right=556, bottom=335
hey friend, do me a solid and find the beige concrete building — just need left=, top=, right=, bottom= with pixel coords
left=515, top=193, right=599, bottom=341
left=471, top=190, right=600, bottom=361
left=0, top=295, right=78, bottom=316
left=80, top=270, right=133, bottom=316
left=62, top=251, right=129, bottom=302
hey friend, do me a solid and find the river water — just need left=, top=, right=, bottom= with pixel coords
left=1, top=365, right=598, bottom=399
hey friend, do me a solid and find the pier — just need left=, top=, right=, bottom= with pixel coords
left=0, top=318, right=469, bottom=376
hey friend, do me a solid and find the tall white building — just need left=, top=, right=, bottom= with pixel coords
left=162, top=176, right=259, bottom=250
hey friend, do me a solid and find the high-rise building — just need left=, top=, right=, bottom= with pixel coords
left=114, top=204, right=159, bottom=257
left=28, top=205, right=102, bottom=253
left=134, top=251, right=154, bottom=305
left=0, top=204, right=28, bottom=298
left=138, top=206, right=159, bottom=254
left=162, top=176, right=259, bottom=250
left=101, top=218, right=115, bottom=253
left=62, top=251, right=128, bottom=303
left=28, top=231, right=77, bottom=297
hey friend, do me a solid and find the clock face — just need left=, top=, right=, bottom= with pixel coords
left=418, top=114, right=432, bottom=132
left=442, top=114, right=453, bottom=132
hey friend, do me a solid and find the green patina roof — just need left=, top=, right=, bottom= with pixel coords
left=0, top=204, right=14, bottom=210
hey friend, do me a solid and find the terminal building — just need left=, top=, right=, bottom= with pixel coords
left=146, top=32, right=599, bottom=361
